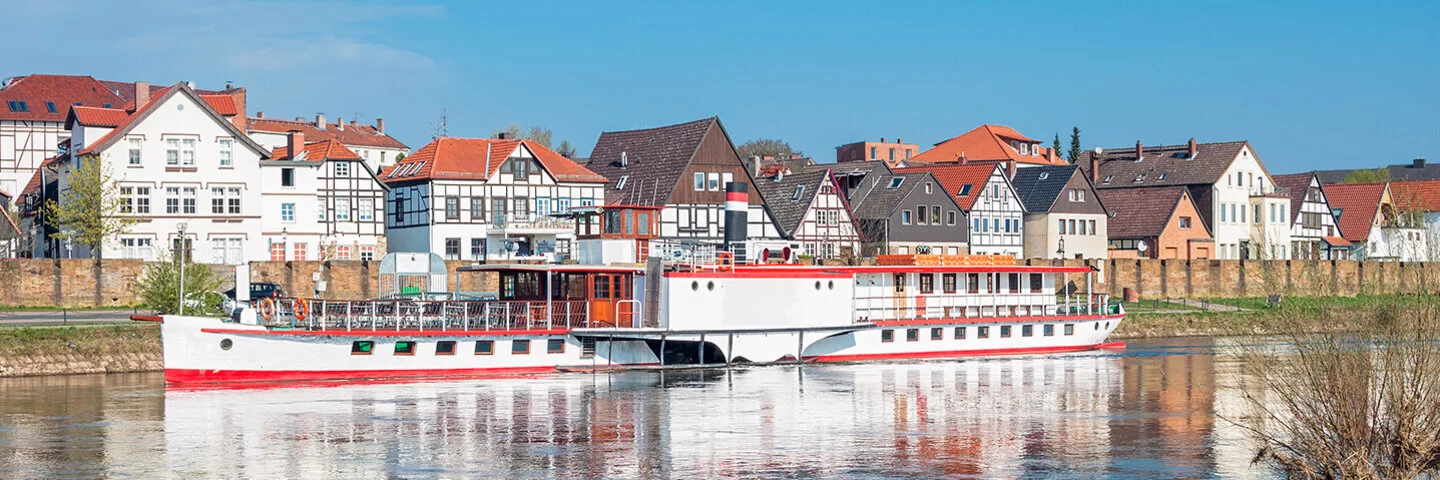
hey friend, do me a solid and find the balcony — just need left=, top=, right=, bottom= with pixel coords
left=1249, top=185, right=1290, bottom=199
left=490, top=214, right=572, bottom=234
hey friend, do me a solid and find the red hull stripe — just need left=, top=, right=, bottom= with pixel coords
left=131, top=315, right=163, bottom=323
left=199, top=328, right=572, bottom=337
left=807, top=343, right=1112, bottom=363
left=871, top=314, right=1124, bottom=326
left=664, top=270, right=852, bottom=279
left=165, top=366, right=560, bottom=384
left=736, top=265, right=1093, bottom=274
left=725, top=192, right=747, bottom=202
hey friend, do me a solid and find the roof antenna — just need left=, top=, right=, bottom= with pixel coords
left=428, top=109, right=449, bottom=139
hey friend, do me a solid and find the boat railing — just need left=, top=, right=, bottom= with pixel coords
left=259, top=299, right=599, bottom=332
left=852, top=293, right=1116, bottom=323
left=651, top=240, right=720, bottom=270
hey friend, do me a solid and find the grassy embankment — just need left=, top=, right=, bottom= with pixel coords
left=1113, top=294, right=1440, bottom=338
left=0, top=324, right=161, bottom=377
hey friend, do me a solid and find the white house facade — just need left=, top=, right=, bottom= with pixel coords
left=383, top=136, right=607, bottom=262
left=260, top=131, right=389, bottom=262
left=61, top=83, right=269, bottom=263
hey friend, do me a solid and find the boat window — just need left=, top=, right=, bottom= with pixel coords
left=1030, top=274, right=1043, bottom=293
left=1008, top=274, right=1020, bottom=294
left=1064, top=324, right=1075, bottom=336
left=394, top=341, right=416, bottom=356
left=1043, top=325, right=1055, bottom=337
left=604, top=210, right=623, bottom=234
left=954, top=327, right=966, bottom=339
left=930, top=328, right=942, bottom=340
left=906, top=329, right=919, bottom=342
left=351, top=341, right=374, bottom=355
left=893, top=273, right=906, bottom=293
left=978, top=326, right=990, bottom=339
left=881, top=330, right=894, bottom=343
left=1000, top=326, right=1012, bottom=338
left=547, top=338, right=565, bottom=354
left=942, top=274, right=957, bottom=293
left=1022, top=325, right=1033, bottom=337
left=436, top=341, right=456, bottom=355
left=967, top=274, right=980, bottom=294
left=919, top=274, right=934, bottom=294
left=593, top=275, right=611, bottom=299
left=566, top=274, right=587, bottom=299
left=475, top=340, right=494, bottom=355
left=512, top=339, right=531, bottom=355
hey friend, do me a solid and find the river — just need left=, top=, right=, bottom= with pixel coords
left=0, top=337, right=1274, bottom=479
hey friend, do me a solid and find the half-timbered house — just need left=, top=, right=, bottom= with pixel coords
left=753, top=169, right=862, bottom=259
left=850, top=171, right=969, bottom=256
left=585, top=117, right=780, bottom=243
left=1272, top=172, right=1346, bottom=259
left=897, top=163, right=1025, bottom=257
left=262, top=131, right=389, bottom=261
left=381, top=134, right=608, bottom=262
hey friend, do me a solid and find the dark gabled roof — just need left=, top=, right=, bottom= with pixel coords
left=1097, top=186, right=1200, bottom=238
left=811, top=160, right=891, bottom=177
left=752, top=169, right=831, bottom=237
left=1271, top=172, right=1319, bottom=224
left=1081, top=141, right=1253, bottom=189
left=851, top=172, right=935, bottom=220
left=1312, top=159, right=1440, bottom=184
left=1010, top=165, right=1081, bottom=213
left=586, top=117, right=722, bottom=206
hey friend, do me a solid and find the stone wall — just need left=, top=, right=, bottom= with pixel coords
left=3, top=257, right=1440, bottom=308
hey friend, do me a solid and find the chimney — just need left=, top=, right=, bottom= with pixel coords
left=1414, top=157, right=1427, bottom=169
left=496, top=132, right=513, bottom=140
left=897, top=138, right=903, bottom=144
left=1006, top=160, right=1017, bottom=178
left=620, top=151, right=628, bottom=169
left=748, top=156, right=761, bottom=177
left=225, top=81, right=234, bottom=90
left=880, top=137, right=886, bottom=143
left=256, top=111, right=265, bottom=118
left=1048, top=147, right=1057, bottom=164
left=376, top=118, right=385, bottom=134
left=959, top=151, right=968, bottom=165
left=1135, top=140, right=1143, bottom=161
left=1089, top=155, right=1100, bottom=183
left=316, top=113, right=327, bottom=130
left=1187, top=137, right=1198, bottom=159
left=484, top=142, right=492, bottom=175
left=286, top=129, right=304, bottom=160
left=335, top=116, right=343, bottom=131
left=134, top=82, right=150, bottom=107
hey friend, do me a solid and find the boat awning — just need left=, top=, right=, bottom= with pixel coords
left=1322, top=236, right=1352, bottom=247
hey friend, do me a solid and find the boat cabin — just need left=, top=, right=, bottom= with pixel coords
left=464, top=264, right=645, bottom=328
left=571, top=205, right=664, bottom=264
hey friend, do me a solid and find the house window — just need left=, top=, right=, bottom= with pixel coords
left=514, top=197, right=530, bottom=219
left=547, top=338, right=565, bottom=354
left=181, top=139, right=196, bottom=166
left=210, top=187, right=240, bottom=215
left=901, top=210, right=912, bottom=225
left=919, top=274, right=934, bottom=293
left=292, top=242, right=307, bottom=261
left=881, top=330, right=894, bottom=342
left=889, top=148, right=896, bottom=161
left=270, top=242, right=285, bottom=261
left=281, top=203, right=295, bottom=222
left=931, top=206, right=940, bottom=225
left=166, top=139, right=180, bottom=165
left=475, top=340, right=494, bottom=355
left=360, top=245, right=375, bottom=261
left=906, top=329, right=919, bottom=342
left=120, top=186, right=150, bottom=214
left=444, top=238, right=460, bottom=260
left=792, top=186, right=805, bottom=200
left=336, top=245, right=351, bottom=260
left=870, top=146, right=877, bottom=159
left=947, top=211, right=956, bottom=226
left=557, top=198, right=571, bottom=213
left=394, top=341, right=416, bottom=356
left=978, top=326, right=989, bottom=338
left=119, top=237, right=153, bottom=260
left=218, top=139, right=232, bottom=167
left=471, top=239, right=485, bottom=259
left=281, top=168, right=295, bottom=187
left=694, top=172, right=705, bottom=191
left=1069, top=219, right=1077, bottom=235
left=942, top=273, right=957, bottom=293
left=707, top=172, right=720, bottom=191
left=470, top=197, right=485, bottom=221
left=512, top=339, right=531, bottom=354
left=958, top=184, right=972, bottom=196
left=127, top=138, right=142, bottom=165
left=492, top=198, right=508, bottom=219
left=722, top=172, right=734, bottom=189
left=930, top=328, right=942, bottom=340
left=336, top=198, right=351, bottom=221
left=537, top=197, right=552, bottom=216
left=1180, top=216, right=1192, bottom=229
left=917, top=206, right=928, bottom=225
left=335, top=162, right=350, bottom=177
left=1089, top=220, right=1096, bottom=235
left=445, top=197, right=459, bottom=220
left=358, top=198, right=374, bottom=221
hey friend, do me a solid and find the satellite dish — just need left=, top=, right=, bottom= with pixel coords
left=1137, top=241, right=1149, bottom=253
left=1093, top=147, right=1103, bottom=155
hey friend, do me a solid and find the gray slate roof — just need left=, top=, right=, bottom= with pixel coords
left=752, top=169, right=831, bottom=237
left=1080, top=141, right=1251, bottom=189
left=1010, top=165, right=1079, bottom=213
left=850, top=172, right=932, bottom=220
left=1312, top=159, right=1440, bottom=184
left=586, top=117, right=719, bottom=206
left=1270, top=172, right=1318, bottom=223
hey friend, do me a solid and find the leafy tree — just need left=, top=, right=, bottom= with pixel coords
left=138, top=255, right=224, bottom=315
left=737, top=139, right=799, bottom=159
left=1052, top=133, right=1063, bottom=162
left=43, top=155, right=133, bottom=259
left=1067, top=127, right=1083, bottom=164
left=556, top=140, right=576, bottom=158
left=493, top=124, right=559, bottom=149
left=394, top=153, right=406, bottom=162
left=1343, top=168, right=1390, bottom=184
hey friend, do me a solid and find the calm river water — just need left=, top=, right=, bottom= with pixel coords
left=0, top=337, right=1274, bottom=479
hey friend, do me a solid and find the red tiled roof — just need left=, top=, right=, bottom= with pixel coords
left=1322, top=236, right=1352, bottom=247
left=68, top=106, right=129, bottom=127
left=77, top=91, right=166, bottom=156
left=200, top=95, right=238, bottom=116
left=248, top=117, right=408, bottom=150
left=0, top=74, right=127, bottom=122
left=894, top=163, right=1004, bottom=210
left=21, top=155, right=61, bottom=199
left=271, top=139, right=362, bottom=163
left=1322, top=182, right=1386, bottom=243
left=910, top=124, right=1067, bottom=167
left=1388, top=179, right=1440, bottom=213
left=380, top=138, right=607, bottom=184
left=76, top=83, right=270, bottom=159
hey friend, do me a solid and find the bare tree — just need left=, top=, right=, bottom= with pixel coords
left=738, top=139, right=800, bottom=160
left=43, top=156, right=133, bottom=259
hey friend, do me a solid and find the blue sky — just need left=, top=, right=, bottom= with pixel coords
left=4, top=0, right=1437, bottom=172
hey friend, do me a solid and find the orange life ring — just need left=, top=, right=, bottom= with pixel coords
left=716, top=252, right=734, bottom=272
left=257, top=297, right=276, bottom=321
left=293, top=298, right=309, bottom=320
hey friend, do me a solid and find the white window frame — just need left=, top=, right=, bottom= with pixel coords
left=336, top=198, right=351, bottom=221
left=165, top=139, right=180, bottom=165
left=707, top=172, right=720, bottom=191
left=358, top=198, right=374, bottom=221
left=281, top=202, right=296, bottom=223
left=218, top=138, right=232, bottom=167
left=180, top=138, right=196, bottom=166
left=335, top=162, right=350, bottom=177
left=693, top=172, right=705, bottom=191
left=127, top=137, right=142, bottom=165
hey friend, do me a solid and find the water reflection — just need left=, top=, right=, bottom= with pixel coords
left=0, top=338, right=1271, bottom=479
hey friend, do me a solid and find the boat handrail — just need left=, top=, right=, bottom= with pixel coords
left=255, top=298, right=620, bottom=332
left=852, top=292, right=1114, bottom=323
left=614, top=299, right=643, bottom=328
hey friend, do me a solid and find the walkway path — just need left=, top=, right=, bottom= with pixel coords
left=0, top=309, right=140, bottom=326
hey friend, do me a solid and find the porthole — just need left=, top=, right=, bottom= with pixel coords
left=1094, top=323, right=1100, bottom=331
left=691, top=281, right=699, bottom=291
left=1104, top=322, right=1110, bottom=330
left=828, top=281, right=835, bottom=290
left=815, top=281, right=822, bottom=290
left=707, top=281, right=715, bottom=291
left=219, top=338, right=233, bottom=350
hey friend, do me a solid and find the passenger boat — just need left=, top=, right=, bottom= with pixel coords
left=139, top=251, right=1125, bottom=385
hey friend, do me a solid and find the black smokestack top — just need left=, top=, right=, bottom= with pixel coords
left=724, top=181, right=749, bottom=248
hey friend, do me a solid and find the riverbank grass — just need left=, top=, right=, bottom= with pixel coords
left=1114, top=294, right=1440, bottom=338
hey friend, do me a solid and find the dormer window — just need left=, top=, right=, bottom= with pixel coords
left=45, top=101, right=56, bottom=113
left=1158, top=173, right=1168, bottom=180
left=888, top=177, right=904, bottom=189
left=1103, top=175, right=1113, bottom=184
left=1019, top=143, right=1028, bottom=155
left=616, top=175, right=629, bottom=190
left=791, top=185, right=805, bottom=201
left=924, top=182, right=933, bottom=194
left=958, top=184, right=973, bottom=196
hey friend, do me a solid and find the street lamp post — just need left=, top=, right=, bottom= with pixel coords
left=177, top=222, right=187, bottom=316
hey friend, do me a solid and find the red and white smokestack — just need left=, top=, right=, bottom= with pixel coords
left=724, top=181, right=749, bottom=255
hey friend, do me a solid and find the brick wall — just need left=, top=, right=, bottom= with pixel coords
left=2, top=258, right=1439, bottom=308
